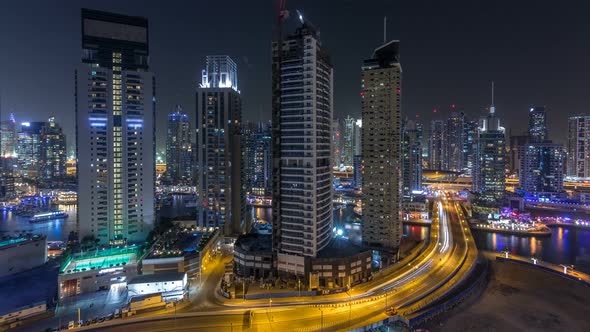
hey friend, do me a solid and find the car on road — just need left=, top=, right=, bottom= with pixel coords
left=385, top=306, right=398, bottom=316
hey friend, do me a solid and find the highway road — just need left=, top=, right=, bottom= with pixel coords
left=79, top=194, right=478, bottom=332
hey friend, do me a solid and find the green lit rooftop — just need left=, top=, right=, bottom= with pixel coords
left=0, top=237, right=26, bottom=248
left=60, top=245, right=141, bottom=274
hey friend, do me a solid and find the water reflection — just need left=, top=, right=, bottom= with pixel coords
left=472, top=227, right=590, bottom=274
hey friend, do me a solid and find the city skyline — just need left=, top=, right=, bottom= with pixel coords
left=1, top=0, right=588, bottom=153
left=2, top=3, right=590, bottom=332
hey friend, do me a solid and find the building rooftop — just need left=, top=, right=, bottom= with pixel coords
left=234, top=233, right=272, bottom=253
left=60, top=245, right=140, bottom=274
left=317, top=237, right=368, bottom=259
left=146, top=227, right=217, bottom=259
left=128, top=272, right=186, bottom=285
left=0, top=234, right=45, bottom=250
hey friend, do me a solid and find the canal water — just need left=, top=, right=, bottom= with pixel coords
left=3, top=199, right=589, bottom=274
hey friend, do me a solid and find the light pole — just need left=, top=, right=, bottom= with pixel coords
left=77, top=307, right=81, bottom=327
left=560, top=264, right=574, bottom=274
left=347, top=290, right=352, bottom=327
left=317, top=307, right=324, bottom=332
left=502, top=250, right=510, bottom=259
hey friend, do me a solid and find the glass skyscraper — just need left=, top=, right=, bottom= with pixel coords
left=165, top=105, right=192, bottom=184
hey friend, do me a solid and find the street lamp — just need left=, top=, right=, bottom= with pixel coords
left=560, top=264, right=574, bottom=274
left=502, top=250, right=510, bottom=259
left=317, top=307, right=324, bottom=332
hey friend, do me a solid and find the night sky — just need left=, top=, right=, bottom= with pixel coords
left=1, top=0, right=589, bottom=153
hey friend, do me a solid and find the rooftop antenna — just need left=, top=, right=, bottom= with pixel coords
left=490, top=81, right=495, bottom=114
left=383, top=16, right=387, bottom=43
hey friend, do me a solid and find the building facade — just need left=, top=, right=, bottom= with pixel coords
left=402, top=119, right=422, bottom=195
left=196, top=55, right=245, bottom=236
left=445, top=111, right=464, bottom=172
left=567, top=116, right=590, bottom=178
left=529, top=106, right=547, bottom=143
left=0, top=113, right=16, bottom=158
left=39, top=117, right=67, bottom=180
left=473, top=98, right=506, bottom=200
left=76, top=9, right=155, bottom=245
left=361, top=40, right=403, bottom=251
left=246, top=122, right=272, bottom=196
left=519, top=142, right=564, bottom=195
left=16, top=121, right=44, bottom=179
left=342, top=115, right=355, bottom=166
left=165, top=105, right=192, bottom=184
left=272, top=22, right=334, bottom=276
left=428, top=119, right=445, bottom=170
left=462, top=119, right=478, bottom=175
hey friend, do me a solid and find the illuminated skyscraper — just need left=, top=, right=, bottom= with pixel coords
left=473, top=85, right=506, bottom=200
left=402, top=119, right=422, bottom=195
left=245, top=122, right=272, bottom=196
left=445, top=111, right=464, bottom=172
left=361, top=39, right=402, bottom=251
left=76, top=9, right=155, bottom=245
left=165, top=105, right=192, bottom=184
left=39, top=117, right=67, bottom=180
left=528, top=106, right=547, bottom=143
left=428, top=120, right=445, bottom=170
left=16, top=121, right=44, bottom=179
left=272, top=21, right=334, bottom=275
left=462, top=119, right=478, bottom=175
left=196, top=55, right=245, bottom=236
left=0, top=113, right=16, bottom=158
left=567, top=115, right=590, bottom=178
left=342, top=116, right=355, bottom=166
left=519, top=142, right=564, bottom=195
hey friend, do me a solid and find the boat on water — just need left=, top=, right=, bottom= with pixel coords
left=29, top=211, right=69, bottom=223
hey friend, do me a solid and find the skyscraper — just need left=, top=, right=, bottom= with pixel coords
left=567, top=116, right=590, bottom=178
left=473, top=85, right=506, bottom=200
left=528, top=106, right=547, bottom=143
left=519, top=143, right=564, bottom=195
left=0, top=113, right=16, bottom=158
left=361, top=39, right=402, bottom=251
left=332, top=120, right=342, bottom=167
left=342, top=115, right=355, bottom=166
left=39, top=117, right=67, bottom=180
left=445, top=111, right=464, bottom=172
left=248, top=122, right=272, bottom=196
left=428, top=120, right=445, bottom=170
left=462, top=119, right=478, bottom=175
left=16, top=121, right=44, bottom=179
left=272, top=22, right=334, bottom=276
left=402, top=119, right=422, bottom=195
left=165, top=105, right=192, bottom=184
left=76, top=9, right=155, bottom=245
left=196, top=55, right=245, bottom=236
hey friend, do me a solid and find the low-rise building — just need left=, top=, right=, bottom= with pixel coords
left=233, top=233, right=273, bottom=279
left=127, top=272, right=187, bottom=301
left=310, top=239, right=372, bottom=289
left=402, top=195, right=430, bottom=220
left=0, top=235, right=47, bottom=278
left=57, top=245, right=140, bottom=300
left=142, top=227, right=219, bottom=279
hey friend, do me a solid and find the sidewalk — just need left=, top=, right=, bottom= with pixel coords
left=493, top=252, right=590, bottom=286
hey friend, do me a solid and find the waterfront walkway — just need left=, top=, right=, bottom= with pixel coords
left=491, top=252, right=590, bottom=286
